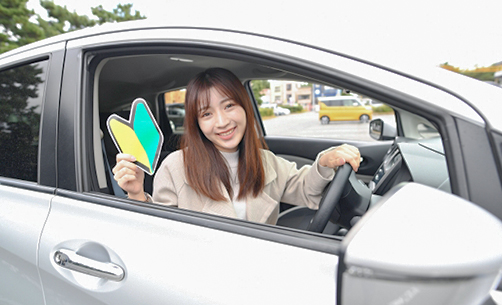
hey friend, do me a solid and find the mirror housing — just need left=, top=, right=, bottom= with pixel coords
left=338, top=183, right=502, bottom=305
left=369, top=119, right=396, bottom=140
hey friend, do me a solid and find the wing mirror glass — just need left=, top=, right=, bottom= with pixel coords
left=369, top=119, right=396, bottom=141
left=338, top=183, right=502, bottom=305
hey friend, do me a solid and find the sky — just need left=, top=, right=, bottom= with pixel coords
left=26, top=0, right=502, bottom=70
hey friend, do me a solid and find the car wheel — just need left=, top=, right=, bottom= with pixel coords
left=321, top=116, right=330, bottom=125
left=359, top=114, right=370, bottom=123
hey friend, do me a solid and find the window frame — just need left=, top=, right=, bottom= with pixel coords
left=0, top=48, right=64, bottom=190
left=70, top=38, right=481, bottom=249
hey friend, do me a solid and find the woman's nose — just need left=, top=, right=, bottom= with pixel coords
left=215, top=111, right=229, bottom=127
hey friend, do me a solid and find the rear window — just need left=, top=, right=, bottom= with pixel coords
left=0, top=60, right=48, bottom=182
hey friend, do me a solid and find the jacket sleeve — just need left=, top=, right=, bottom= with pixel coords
left=151, top=152, right=181, bottom=207
left=270, top=147, right=336, bottom=209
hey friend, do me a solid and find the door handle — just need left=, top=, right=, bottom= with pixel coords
left=54, top=249, right=125, bottom=282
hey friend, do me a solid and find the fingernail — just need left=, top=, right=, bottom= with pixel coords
left=131, top=156, right=136, bottom=161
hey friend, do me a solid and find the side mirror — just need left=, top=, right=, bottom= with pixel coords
left=338, top=183, right=502, bottom=305
left=369, top=119, right=396, bottom=140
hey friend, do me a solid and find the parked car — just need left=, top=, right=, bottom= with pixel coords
left=274, top=106, right=291, bottom=116
left=319, top=96, right=373, bottom=124
left=1, top=17, right=502, bottom=305
left=166, top=103, right=185, bottom=130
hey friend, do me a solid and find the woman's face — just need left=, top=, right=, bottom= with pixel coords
left=197, top=87, right=247, bottom=153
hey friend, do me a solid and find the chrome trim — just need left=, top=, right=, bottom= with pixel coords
left=54, top=249, right=125, bottom=282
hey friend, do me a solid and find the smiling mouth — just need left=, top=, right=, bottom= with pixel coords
left=218, top=127, right=235, bottom=137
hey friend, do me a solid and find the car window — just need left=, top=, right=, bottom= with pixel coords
left=418, top=122, right=440, bottom=139
left=251, top=79, right=395, bottom=142
left=164, top=88, right=186, bottom=134
left=0, top=60, right=48, bottom=182
left=91, top=51, right=448, bottom=221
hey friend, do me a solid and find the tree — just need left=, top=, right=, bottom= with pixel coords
left=440, top=62, right=501, bottom=82
left=0, top=0, right=44, bottom=53
left=38, top=0, right=97, bottom=36
left=251, top=80, right=270, bottom=105
left=0, top=0, right=145, bottom=54
left=92, top=4, right=145, bottom=25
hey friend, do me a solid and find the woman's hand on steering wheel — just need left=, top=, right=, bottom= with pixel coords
left=319, top=144, right=361, bottom=172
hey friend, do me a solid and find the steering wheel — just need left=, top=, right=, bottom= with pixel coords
left=307, top=163, right=353, bottom=233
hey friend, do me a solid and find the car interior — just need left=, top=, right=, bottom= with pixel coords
left=89, top=49, right=449, bottom=235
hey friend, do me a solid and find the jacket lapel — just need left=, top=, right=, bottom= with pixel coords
left=246, top=158, right=279, bottom=224
left=200, top=185, right=238, bottom=219
left=246, top=192, right=278, bottom=224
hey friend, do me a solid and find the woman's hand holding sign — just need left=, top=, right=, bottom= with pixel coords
left=113, top=153, right=146, bottom=201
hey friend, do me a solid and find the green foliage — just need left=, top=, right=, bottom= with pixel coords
left=281, top=104, right=303, bottom=113
left=250, top=80, right=270, bottom=105
left=0, top=0, right=145, bottom=54
left=259, top=107, right=273, bottom=117
left=39, top=1, right=97, bottom=35
left=440, top=63, right=498, bottom=82
left=0, top=0, right=42, bottom=52
left=372, top=105, right=394, bottom=113
left=92, top=4, right=145, bottom=25
left=462, top=71, right=494, bottom=82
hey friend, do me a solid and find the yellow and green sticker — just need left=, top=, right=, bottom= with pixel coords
left=107, top=98, right=164, bottom=175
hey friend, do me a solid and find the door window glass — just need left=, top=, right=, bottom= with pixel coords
left=164, top=89, right=186, bottom=134
left=252, top=80, right=395, bottom=141
left=0, top=60, right=48, bottom=181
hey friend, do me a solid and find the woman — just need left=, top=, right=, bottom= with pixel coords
left=113, top=68, right=361, bottom=224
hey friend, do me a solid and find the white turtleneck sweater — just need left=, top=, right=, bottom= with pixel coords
left=220, top=150, right=247, bottom=220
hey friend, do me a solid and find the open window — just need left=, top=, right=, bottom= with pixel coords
left=84, top=48, right=450, bottom=235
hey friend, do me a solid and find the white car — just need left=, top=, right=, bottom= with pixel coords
left=274, top=106, right=291, bottom=116
left=1, top=15, right=502, bottom=305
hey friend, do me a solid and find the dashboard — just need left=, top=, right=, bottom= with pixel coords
left=369, top=137, right=451, bottom=195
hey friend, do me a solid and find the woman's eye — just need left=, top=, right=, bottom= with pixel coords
left=225, top=103, right=235, bottom=109
left=201, top=112, right=211, bottom=118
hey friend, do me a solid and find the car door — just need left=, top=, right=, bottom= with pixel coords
left=38, top=194, right=340, bottom=304
left=0, top=44, right=65, bottom=304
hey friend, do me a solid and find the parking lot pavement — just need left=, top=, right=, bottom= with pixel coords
left=263, top=111, right=395, bottom=142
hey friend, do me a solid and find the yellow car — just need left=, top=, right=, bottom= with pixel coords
left=319, top=96, right=373, bottom=124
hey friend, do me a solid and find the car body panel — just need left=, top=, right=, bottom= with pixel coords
left=39, top=194, right=339, bottom=305
left=0, top=184, right=52, bottom=304
left=341, top=183, right=502, bottom=305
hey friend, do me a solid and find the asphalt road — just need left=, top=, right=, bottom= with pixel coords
left=263, top=111, right=395, bottom=142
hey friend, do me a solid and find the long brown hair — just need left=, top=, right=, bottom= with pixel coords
left=181, top=68, right=267, bottom=201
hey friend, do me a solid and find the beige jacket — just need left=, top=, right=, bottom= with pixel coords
left=152, top=149, right=334, bottom=224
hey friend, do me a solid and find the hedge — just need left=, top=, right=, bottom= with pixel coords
left=372, top=105, right=394, bottom=113
left=281, top=105, right=303, bottom=113
left=259, top=108, right=274, bottom=117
